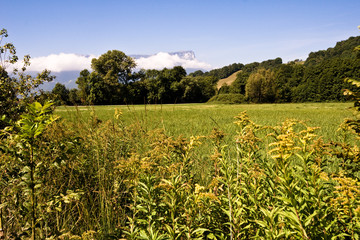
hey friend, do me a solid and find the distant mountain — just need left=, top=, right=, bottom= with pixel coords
left=131, top=51, right=196, bottom=60
left=40, top=71, right=80, bottom=91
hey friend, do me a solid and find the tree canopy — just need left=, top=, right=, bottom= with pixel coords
left=0, top=28, right=54, bottom=128
left=91, top=50, right=136, bottom=85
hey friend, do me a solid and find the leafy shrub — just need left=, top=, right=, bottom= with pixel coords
left=208, top=93, right=246, bottom=104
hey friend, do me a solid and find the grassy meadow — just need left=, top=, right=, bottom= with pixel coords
left=55, top=102, right=354, bottom=141
left=216, top=70, right=242, bottom=89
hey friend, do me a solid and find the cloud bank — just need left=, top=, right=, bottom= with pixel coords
left=23, top=53, right=97, bottom=72
left=17, top=52, right=211, bottom=73
left=134, top=52, right=212, bottom=70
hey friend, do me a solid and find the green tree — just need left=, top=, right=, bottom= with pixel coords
left=259, top=57, right=283, bottom=69
left=142, top=66, right=187, bottom=103
left=68, top=88, right=81, bottom=105
left=230, top=71, right=249, bottom=94
left=180, top=76, right=216, bottom=103
left=273, top=63, right=305, bottom=102
left=245, top=68, right=276, bottom=103
left=75, top=50, right=137, bottom=105
left=76, top=69, right=91, bottom=104
left=205, top=63, right=244, bottom=79
left=126, top=80, right=148, bottom=104
left=169, top=66, right=187, bottom=81
left=87, top=71, right=109, bottom=105
left=305, top=36, right=360, bottom=67
left=91, top=50, right=136, bottom=85
left=0, top=66, right=16, bottom=127
left=218, top=83, right=230, bottom=94
left=0, top=28, right=54, bottom=128
left=143, top=69, right=162, bottom=103
left=162, top=66, right=187, bottom=102
left=189, top=70, right=204, bottom=77
left=292, top=58, right=359, bottom=102
left=51, top=83, right=69, bottom=105
left=340, top=26, right=360, bottom=135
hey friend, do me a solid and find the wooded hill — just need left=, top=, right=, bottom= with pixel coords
left=210, top=36, right=360, bottom=103
left=49, top=35, right=360, bottom=105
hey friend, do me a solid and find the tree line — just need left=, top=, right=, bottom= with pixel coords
left=49, top=35, right=360, bottom=105
left=218, top=60, right=360, bottom=103
left=51, top=50, right=218, bottom=105
left=216, top=36, right=360, bottom=103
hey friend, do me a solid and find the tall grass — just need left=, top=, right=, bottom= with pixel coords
left=1, top=102, right=359, bottom=239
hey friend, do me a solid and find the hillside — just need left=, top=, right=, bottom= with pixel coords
left=305, top=35, right=360, bottom=66
left=217, top=70, right=242, bottom=89
left=215, top=35, right=360, bottom=103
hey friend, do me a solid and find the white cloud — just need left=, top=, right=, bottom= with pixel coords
left=135, top=52, right=212, bottom=70
left=22, top=53, right=96, bottom=72
left=11, top=51, right=212, bottom=73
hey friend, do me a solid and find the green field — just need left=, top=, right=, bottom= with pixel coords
left=56, top=102, right=354, bottom=141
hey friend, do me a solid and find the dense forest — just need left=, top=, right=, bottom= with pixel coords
left=46, top=35, right=360, bottom=106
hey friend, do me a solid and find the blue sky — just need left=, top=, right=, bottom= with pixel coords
left=2, top=0, right=360, bottom=71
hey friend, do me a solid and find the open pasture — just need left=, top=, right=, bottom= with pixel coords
left=55, top=102, right=354, bottom=141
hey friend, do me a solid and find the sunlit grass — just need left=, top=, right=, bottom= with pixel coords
left=55, top=102, right=354, bottom=141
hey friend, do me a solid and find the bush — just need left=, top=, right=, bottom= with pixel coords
left=207, top=93, right=246, bottom=104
